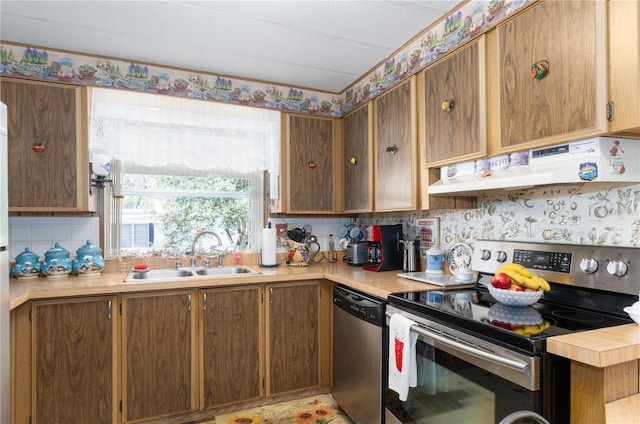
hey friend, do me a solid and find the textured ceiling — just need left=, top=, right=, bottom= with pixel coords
left=0, top=0, right=460, bottom=92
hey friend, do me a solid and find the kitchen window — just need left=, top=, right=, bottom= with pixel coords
left=90, top=88, right=280, bottom=258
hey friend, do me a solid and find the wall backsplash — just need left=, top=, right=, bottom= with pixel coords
left=8, top=182, right=639, bottom=262
left=360, top=182, right=640, bottom=256
left=8, top=216, right=100, bottom=261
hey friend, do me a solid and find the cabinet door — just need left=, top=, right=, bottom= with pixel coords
left=285, top=114, right=339, bottom=213
left=122, top=291, right=197, bottom=422
left=495, top=0, right=606, bottom=152
left=422, top=37, right=486, bottom=166
left=266, top=282, right=319, bottom=395
left=608, top=0, right=640, bottom=136
left=374, top=77, right=417, bottom=211
left=343, top=103, right=373, bottom=212
left=0, top=78, right=94, bottom=212
left=200, top=286, right=263, bottom=409
left=33, top=297, right=117, bottom=424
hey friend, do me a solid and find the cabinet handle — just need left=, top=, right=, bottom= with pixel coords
left=187, top=294, right=191, bottom=312
left=203, top=293, right=207, bottom=311
left=385, top=144, right=397, bottom=155
left=108, top=300, right=112, bottom=320
left=269, top=287, right=274, bottom=303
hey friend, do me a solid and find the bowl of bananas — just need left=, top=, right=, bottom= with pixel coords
left=488, top=263, right=550, bottom=306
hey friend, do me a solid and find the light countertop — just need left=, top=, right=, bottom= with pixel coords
left=11, top=260, right=640, bottom=368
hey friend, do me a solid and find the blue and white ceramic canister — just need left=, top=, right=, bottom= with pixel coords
left=11, top=247, right=41, bottom=279
left=41, top=242, right=73, bottom=278
left=426, top=245, right=443, bottom=274
left=73, top=240, right=105, bottom=276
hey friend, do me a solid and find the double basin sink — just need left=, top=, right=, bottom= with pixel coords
left=124, top=266, right=260, bottom=282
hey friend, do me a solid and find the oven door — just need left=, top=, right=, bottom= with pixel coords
left=385, top=306, right=543, bottom=424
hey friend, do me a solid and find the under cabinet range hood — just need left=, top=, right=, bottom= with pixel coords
left=428, top=137, right=640, bottom=195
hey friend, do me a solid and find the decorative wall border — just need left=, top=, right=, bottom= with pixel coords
left=0, top=0, right=532, bottom=117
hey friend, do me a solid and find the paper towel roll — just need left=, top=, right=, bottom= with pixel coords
left=261, top=227, right=277, bottom=266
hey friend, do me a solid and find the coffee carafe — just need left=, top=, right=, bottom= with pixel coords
left=401, top=239, right=420, bottom=273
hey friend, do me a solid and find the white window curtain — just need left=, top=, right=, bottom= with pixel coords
left=90, top=88, right=280, bottom=195
left=90, top=88, right=280, bottom=256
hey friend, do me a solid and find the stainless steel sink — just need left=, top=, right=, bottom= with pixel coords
left=124, top=266, right=259, bottom=282
left=195, top=266, right=259, bottom=276
left=124, top=268, right=196, bottom=282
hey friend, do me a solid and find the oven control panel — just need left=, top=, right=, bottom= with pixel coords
left=471, top=240, right=640, bottom=295
left=513, top=249, right=572, bottom=273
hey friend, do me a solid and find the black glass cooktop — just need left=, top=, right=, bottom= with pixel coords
left=389, top=281, right=634, bottom=354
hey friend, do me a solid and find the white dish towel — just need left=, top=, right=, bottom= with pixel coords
left=388, top=313, right=418, bottom=401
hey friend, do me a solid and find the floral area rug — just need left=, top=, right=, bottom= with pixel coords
left=212, top=394, right=353, bottom=424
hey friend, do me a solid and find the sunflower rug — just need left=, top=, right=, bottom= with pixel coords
left=212, top=394, right=354, bottom=424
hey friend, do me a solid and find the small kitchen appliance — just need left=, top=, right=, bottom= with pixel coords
left=400, top=239, right=420, bottom=273
left=363, top=224, right=403, bottom=272
left=345, top=240, right=367, bottom=266
left=385, top=240, right=638, bottom=424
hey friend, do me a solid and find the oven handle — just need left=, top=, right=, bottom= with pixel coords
left=386, top=312, right=529, bottom=374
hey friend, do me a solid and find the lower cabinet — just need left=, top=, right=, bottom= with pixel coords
left=17, top=297, right=118, bottom=424
left=122, top=290, right=197, bottom=422
left=266, top=281, right=330, bottom=396
left=11, top=281, right=331, bottom=423
left=200, top=285, right=263, bottom=409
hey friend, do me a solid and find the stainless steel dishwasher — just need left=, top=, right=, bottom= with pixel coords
left=332, top=284, right=386, bottom=424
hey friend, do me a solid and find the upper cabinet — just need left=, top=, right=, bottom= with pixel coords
left=0, top=78, right=96, bottom=213
left=342, top=103, right=373, bottom=213
left=283, top=113, right=341, bottom=214
left=608, top=0, right=640, bottom=136
left=489, top=0, right=607, bottom=154
left=374, top=77, right=418, bottom=212
left=420, top=36, right=487, bottom=167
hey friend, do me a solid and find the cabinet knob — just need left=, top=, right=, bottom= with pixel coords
left=385, top=144, right=397, bottom=155
left=531, top=60, right=550, bottom=80
left=441, top=99, right=455, bottom=112
left=349, top=156, right=358, bottom=165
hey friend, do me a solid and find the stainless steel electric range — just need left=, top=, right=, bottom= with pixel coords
left=385, top=240, right=638, bottom=424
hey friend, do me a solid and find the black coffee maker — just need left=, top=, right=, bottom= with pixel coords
left=363, top=224, right=403, bottom=271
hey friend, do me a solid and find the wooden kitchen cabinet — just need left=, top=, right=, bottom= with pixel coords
left=489, top=0, right=607, bottom=153
left=283, top=113, right=342, bottom=213
left=200, top=285, right=263, bottom=409
left=122, top=290, right=197, bottom=422
left=14, top=297, right=118, bottom=424
left=0, top=78, right=96, bottom=213
left=607, top=0, right=640, bottom=136
left=420, top=36, right=486, bottom=167
left=342, top=102, right=374, bottom=212
left=266, top=281, right=330, bottom=396
left=374, top=77, right=418, bottom=211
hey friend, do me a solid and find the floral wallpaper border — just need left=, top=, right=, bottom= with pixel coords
left=0, top=0, right=531, bottom=117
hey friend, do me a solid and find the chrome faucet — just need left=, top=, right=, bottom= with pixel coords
left=190, top=230, right=222, bottom=267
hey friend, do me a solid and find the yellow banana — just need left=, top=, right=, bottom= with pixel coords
left=496, top=263, right=532, bottom=278
left=497, top=268, right=530, bottom=286
left=529, top=274, right=551, bottom=292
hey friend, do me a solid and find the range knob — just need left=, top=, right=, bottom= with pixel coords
left=606, top=260, right=628, bottom=277
left=579, top=257, right=599, bottom=274
left=495, top=250, right=508, bottom=263
left=480, top=249, right=491, bottom=261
